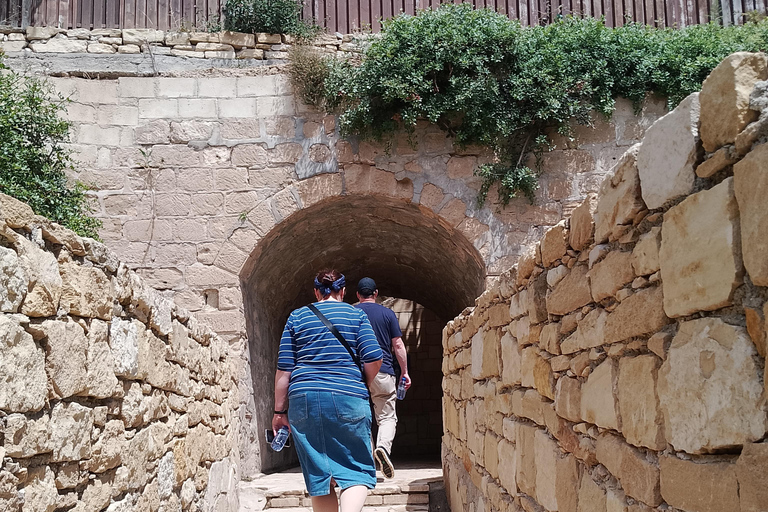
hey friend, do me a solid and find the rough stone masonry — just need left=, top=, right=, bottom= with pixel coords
left=0, top=193, right=242, bottom=511
left=441, top=52, right=768, bottom=512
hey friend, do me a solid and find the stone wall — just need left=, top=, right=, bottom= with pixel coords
left=0, top=26, right=363, bottom=60
left=0, top=193, right=242, bottom=511
left=441, top=52, right=768, bottom=512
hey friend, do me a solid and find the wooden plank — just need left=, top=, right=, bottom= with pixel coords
left=0, top=0, right=9, bottom=25
left=157, top=0, right=168, bottom=28
left=369, top=0, right=379, bottom=32
left=349, top=0, right=360, bottom=30
left=146, top=0, right=157, bottom=27
left=124, top=0, right=135, bottom=27
left=721, top=0, right=732, bottom=25
left=603, top=0, right=614, bottom=26
left=731, top=0, right=742, bottom=23
left=92, top=0, right=104, bottom=26
left=592, top=0, right=603, bottom=23
left=697, top=0, right=708, bottom=23
left=326, top=0, right=336, bottom=33
left=58, top=0, right=68, bottom=27
left=337, top=0, right=347, bottom=32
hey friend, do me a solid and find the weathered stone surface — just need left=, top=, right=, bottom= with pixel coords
left=734, top=142, right=768, bottom=286
left=696, top=145, right=738, bottom=178
left=3, top=413, right=50, bottom=457
left=581, top=359, right=620, bottom=431
left=13, top=235, right=62, bottom=317
left=85, top=319, right=119, bottom=398
left=534, top=429, right=560, bottom=511
left=596, top=434, right=662, bottom=506
left=555, top=376, right=582, bottom=423
left=540, top=322, right=560, bottom=354
left=658, top=318, right=766, bottom=453
left=569, top=194, right=596, bottom=251
left=122, top=28, right=165, bottom=44
left=527, top=272, right=549, bottom=324
left=700, top=52, right=768, bottom=152
left=0, top=315, right=47, bottom=412
left=603, top=286, right=669, bottom=344
left=618, top=355, right=665, bottom=450
left=561, top=307, right=607, bottom=354
left=515, top=423, right=537, bottom=497
left=594, top=145, right=645, bottom=244
left=589, top=251, right=635, bottom=301
left=39, top=318, right=88, bottom=399
left=500, top=332, right=521, bottom=386
left=49, top=402, right=94, bottom=462
left=736, top=442, right=768, bottom=512
left=541, top=222, right=568, bottom=267
left=660, top=178, right=743, bottom=317
left=29, top=39, right=89, bottom=53
left=660, top=455, right=739, bottom=512
left=86, top=420, right=125, bottom=473
left=60, top=263, right=115, bottom=320
left=497, top=439, right=517, bottom=494
left=636, top=93, right=700, bottom=209
left=110, top=317, right=140, bottom=378
left=631, top=227, right=660, bottom=276
left=471, top=329, right=499, bottom=379
left=0, top=246, right=26, bottom=312
left=22, top=467, right=57, bottom=512
left=556, top=454, right=581, bottom=512
left=546, top=264, right=592, bottom=316
left=577, top=472, right=606, bottom=512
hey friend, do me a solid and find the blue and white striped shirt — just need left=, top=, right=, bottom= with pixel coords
left=278, top=301, right=383, bottom=399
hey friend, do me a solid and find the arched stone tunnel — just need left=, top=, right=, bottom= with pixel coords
left=240, top=194, right=486, bottom=472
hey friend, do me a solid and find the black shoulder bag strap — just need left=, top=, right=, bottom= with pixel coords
left=307, top=303, right=363, bottom=370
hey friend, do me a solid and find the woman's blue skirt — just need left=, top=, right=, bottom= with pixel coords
left=288, top=390, right=376, bottom=496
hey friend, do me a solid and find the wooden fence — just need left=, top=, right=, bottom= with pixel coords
left=0, top=0, right=762, bottom=35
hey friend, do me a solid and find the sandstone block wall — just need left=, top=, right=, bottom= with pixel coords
left=0, top=193, right=241, bottom=512
left=441, top=52, right=768, bottom=512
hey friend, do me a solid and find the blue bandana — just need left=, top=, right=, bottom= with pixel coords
left=314, top=274, right=346, bottom=296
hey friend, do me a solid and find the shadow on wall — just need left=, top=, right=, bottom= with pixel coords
left=239, top=194, right=486, bottom=474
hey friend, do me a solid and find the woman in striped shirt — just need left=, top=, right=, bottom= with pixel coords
left=273, top=269, right=383, bottom=512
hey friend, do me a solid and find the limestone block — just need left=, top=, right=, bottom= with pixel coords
left=527, top=272, right=549, bottom=324
left=696, top=145, right=738, bottom=177
left=26, top=26, right=59, bottom=39
left=12, top=235, right=62, bottom=317
left=700, top=52, right=768, bottom=152
left=22, top=467, right=57, bottom=512
left=87, top=42, right=116, bottom=53
left=29, top=39, right=89, bottom=53
left=39, top=318, right=88, bottom=399
left=577, top=472, right=607, bottom=512
left=220, top=31, right=255, bottom=48
left=561, top=307, right=608, bottom=354
left=603, top=286, right=669, bottom=345
left=516, top=244, right=538, bottom=284
left=81, top=477, right=112, bottom=511
left=540, top=322, right=561, bottom=354
left=553, top=454, right=579, bottom=512
left=618, top=355, right=665, bottom=450
left=0, top=315, right=46, bottom=412
left=541, top=221, right=568, bottom=267
left=555, top=376, right=582, bottom=423
left=122, top=28, right=165, bottom=44
left=596, top=433, right=662, bottom=506
left=734, top=143, right=768, bottom=286
left=631, top=227, right=661, bottom=276
left=581, top=359, right=620, bottom=431
left=0, top=41, right=26, bottom=52
left=515, top=423, right=537, bottom=497
left=497, top=439, right=517, bottom=494
left=509, top=288, right=529, bottom=319
left=589, top=251, right=635, bottom=302
left=110, top=317, right=140, bottom=378
left=500, top=332, right=522, bottom=386
left=83, top=319, right=119, bottom=398
left=59, top=263, right=115, bottom=320
left=736, top=442, right=768, bottom=512
left=471, top=329, right=500, bottom=379
left=547, top=265, right=568, bottom=288
left=488, top=303, right=512, bottom=327
left=49, top=401, right=94, bottom=462
left=170, top=120, right=215, bottom=143
left=594, top=145, right=645, bottom=244
left=0, top=246, right=26, bottom=312
left=660, top=178, right=743, bottom=317
left=636, top=93, right=700, bottom=209
left=3, top=413, right=50, bottom=457
left=534, top=430, right=560, bottom=511
left=658, top=318, right=766, bottom=453
left=659, top=455, right=739, bottom=512
left=569, top=193, right=596, bottom=251
left=86, top=420, right=125, bottom=473
left=546, top=264, right=592, bottom=315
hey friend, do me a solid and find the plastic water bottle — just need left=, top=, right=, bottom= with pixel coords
left=271, top=426, right=290, bottom=452
left=396, top=377, right=407, bottom=400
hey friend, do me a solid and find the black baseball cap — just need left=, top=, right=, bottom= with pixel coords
left=357, top=277, right=377, bottom=294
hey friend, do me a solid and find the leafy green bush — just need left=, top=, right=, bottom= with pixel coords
left=312, top=5, right=768, bottom=205
left=223, top=0, right=320, bottom=39
left=0, top=64, right=101, bottom=239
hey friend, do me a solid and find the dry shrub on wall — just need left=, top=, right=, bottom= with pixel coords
left=293, top=4, right=768, bottom=205
left=288, top=45, right=333, bottom=108
left=0, top=61, right=101, bottom=239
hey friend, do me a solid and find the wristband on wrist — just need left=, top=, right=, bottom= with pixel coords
left=274, top=409, right=288, bottom=415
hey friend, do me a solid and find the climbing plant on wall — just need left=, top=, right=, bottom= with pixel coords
left=291, top=5, right=768, bottom=205
left=0, top=62, right=101, bottom=239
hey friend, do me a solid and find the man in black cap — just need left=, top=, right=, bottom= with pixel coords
left=355, top=277, right=411, bottom=479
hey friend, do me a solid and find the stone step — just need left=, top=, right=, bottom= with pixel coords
left=270, top=507, right=429, bottom=512
left=268, top=491, right=430, bottom=508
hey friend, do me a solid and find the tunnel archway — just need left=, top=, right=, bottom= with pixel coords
left=240, top=193, right=486, bottom=473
